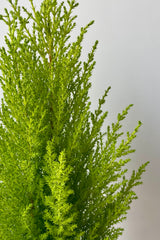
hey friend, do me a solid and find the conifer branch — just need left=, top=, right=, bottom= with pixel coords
left=0, top=0, right=149, bottom=239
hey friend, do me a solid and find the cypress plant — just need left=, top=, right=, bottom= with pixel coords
left=0, top=0, right=149, bottom=239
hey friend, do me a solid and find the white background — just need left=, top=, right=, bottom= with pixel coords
left=0, top=1, right=159, bottom=239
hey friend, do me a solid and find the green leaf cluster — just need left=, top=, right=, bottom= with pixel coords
left=0, top=0, right=149, bottom=239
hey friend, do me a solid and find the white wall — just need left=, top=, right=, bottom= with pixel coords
left=0, top=1, right=159, bottom=239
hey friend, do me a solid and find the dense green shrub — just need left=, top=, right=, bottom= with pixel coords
left=0, top=0, right=149, bottom=239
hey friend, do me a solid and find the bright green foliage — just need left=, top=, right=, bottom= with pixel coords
left=0, top=0, right=149, bottom=239
left=42, top=144, right=77, bottom=239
